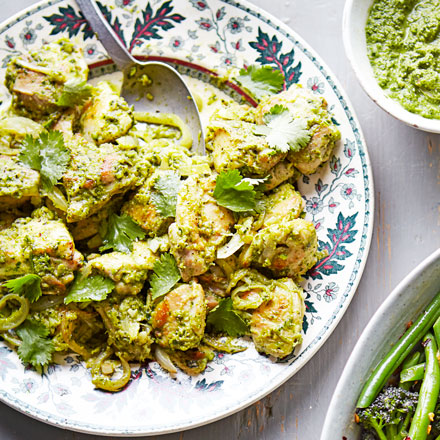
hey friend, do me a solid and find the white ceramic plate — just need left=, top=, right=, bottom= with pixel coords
left=321, top=248, right=440, bottom=439
left=0, top=0, right=374, bottom=435
left=343, top=0, right=440, bottom=133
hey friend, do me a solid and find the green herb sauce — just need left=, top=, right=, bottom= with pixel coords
left=366, top=0, right=440, bottom=119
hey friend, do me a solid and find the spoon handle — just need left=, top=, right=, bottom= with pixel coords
left=75, top=0, right=134, bottom=71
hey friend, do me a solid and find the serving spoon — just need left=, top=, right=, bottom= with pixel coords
left=75, top=0, right=205, bottom=154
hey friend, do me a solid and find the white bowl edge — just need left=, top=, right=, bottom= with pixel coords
left=320, top=247, right=440, bottom=439
left=342, top=0, right=440, bottom=133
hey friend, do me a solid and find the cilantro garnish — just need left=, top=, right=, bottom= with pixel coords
left=150, top=253, right=181, bottom=301
left=236, top=65, right=284, bottom=100
left=16, top=320, right=55, bottom=368
left=253, top=105, right=311, bottom=153
left=4, top=274, right=42, bottom=303
left=57, top=78, right=93, bottom=107
left=100, top=212, right=146, bottom=254
left=213, top=169, right=257, bottom=212
left=207, top=298, right=248, bottom=337
left=64, top=275, right=115, bottom=305
left=150, top=172, right=181, bottom=218
left=19, top=130, right=70, bottom=192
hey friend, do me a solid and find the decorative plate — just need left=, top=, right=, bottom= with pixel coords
left=0, top=0, right=374, bottom=436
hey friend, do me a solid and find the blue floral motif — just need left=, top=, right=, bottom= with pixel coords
left=307, top=76, right=324, bottom=94
left=227, top=17, right=244, bottom=34
left=189, top=0, right=208, bottom=11
left=0, top=346, right=16, bottom=380
left=306, top=196, right=323, bottom=215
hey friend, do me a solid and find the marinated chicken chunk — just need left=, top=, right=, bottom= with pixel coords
left=261, top=183, right=305, bottom=227
left=88, top=241, right=157, bottom=295
left=5, top=39, right=88, bottom=118
left=122, top=170, right=175, bottom=237
left=256, top=84, right=340, bottom=175
left=240, top=218, right=319, bottom=278
left=168, top=175, right=234, bottom=281
left=0, top=208, right=83, bottom=292
left=80, top=81, right=133, bottom=145
left=152, top=282, right=206, bottom=351
left=96, top=295, right=153, bottom=362
left=250, top=278, right=304, bottom=358
left=0, top=155, right=40, bottom=208
left=62, top=134, right=139, bottom=222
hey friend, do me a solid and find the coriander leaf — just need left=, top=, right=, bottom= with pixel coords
left=150, top=253, right=181, bottom=301
left=4, top=274, right=42, bottom=303
left=64, top=275, right=115, bottom=305
left=57, top=78, right=93, bottom=107
left=236, top=65, right=284, bottom=100
left=19, top=135, right=41, bottom=170
left=253, top=108, right=311, bottom=153
left=19, top=130, right=70, bottom=191
left=100, top=212, right=146, bottom=254
left=150, top=172, right=181, bottom=218
left=207, top=298, right=248, bottom=337
left=16, top=320, right=54, bottom=368
left=213, top=169, right=257, bottom=212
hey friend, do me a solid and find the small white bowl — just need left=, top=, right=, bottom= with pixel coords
left=320, top=248, right=440, bottom=439
left=343, top=0, right=440, bottom=133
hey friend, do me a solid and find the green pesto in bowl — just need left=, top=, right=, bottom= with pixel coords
left=366, top=0, right=440, bottom=119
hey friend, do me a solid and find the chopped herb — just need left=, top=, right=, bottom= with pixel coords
left=150, top=172, right=181, bottom=218
left=253, top=105, right=311, bottom=153
left=4, top=274, right=42, bottom=303
left=236, top=65, right=284, bottom=100
left=19, top=130, right=70, bottom=192
left=150, top=253, right=181, bottom=301
left=57, top=78, right=93, bottom=107
left=213, top=169, right=257, bottom=212
left=100, top=212, right=146, bottom=254
left=207, top=298, right=248, bottom=337
left=64, top=275, right=115, bottom=305
left=16, top=320, right=55, bottom=368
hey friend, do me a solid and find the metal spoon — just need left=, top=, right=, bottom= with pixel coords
left=75, top=0, right=205, bottom=154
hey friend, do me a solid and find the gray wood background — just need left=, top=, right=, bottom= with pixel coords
left=0, top=0, right=439, bottom=439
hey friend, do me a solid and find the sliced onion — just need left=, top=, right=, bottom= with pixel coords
left=217, top=232, right=245, bottom=259
left=155, top=346, right=177, bottom=375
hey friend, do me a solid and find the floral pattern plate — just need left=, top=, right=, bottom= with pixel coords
left=0, top=0, right=373, bottom=436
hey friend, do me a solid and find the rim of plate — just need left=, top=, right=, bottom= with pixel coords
left=0, top=0, right=375, bottom=435
left=343, top=0, right=440, bottom=133
left=320, top=247, right=440, bottom=440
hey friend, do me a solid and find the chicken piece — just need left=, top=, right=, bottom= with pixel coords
left=228, top=269, right=274, bottom=311
left=261, top=183, right=304, bottom=227
left=264, top=160, right=300, bottom=191
left=0, top=155, right=40, bottom=208
left=250, top=278, right=304, bottom=358
left=168, top=175, right=234, bottom=281
left=96, top=295, right=153, bottom=362
left=122, top=170, right=174, bottom=237
left=0, top=208, right=83, bottom=293
left=62, top=134, right=139, bottom=222
left=207, top=101, right=284, bottom=176
left=256, top=84, right=340, bottom=175
left=5, top=38, right=88, bottom=118
left=80, top=81, right=133, bottom=145
left=88, top=241, right=157, bottom=295
left=240, top=218, right=319, bottom=278
left=168, top=345, right=214, bottom=375
left=152, top=282, right=206, bottom=351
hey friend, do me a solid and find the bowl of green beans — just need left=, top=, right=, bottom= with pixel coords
left=321, top=248, right=440, bottom=440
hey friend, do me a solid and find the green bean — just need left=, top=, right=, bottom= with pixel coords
left=401, top=351, right=422, bottom=370
left=400, top=351, right=422, bottom=390
left=433, top=315, right=440, bottom=349
left=408, top=333, right=440, bottom=440
left=400, top=362, right=425, bottom=383
left=357, top=290, right=440, bottom=408
left=0, top=294, right=29, bottom=331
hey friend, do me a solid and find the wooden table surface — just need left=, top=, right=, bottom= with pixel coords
left=0, top=0, right=439, bottom=439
